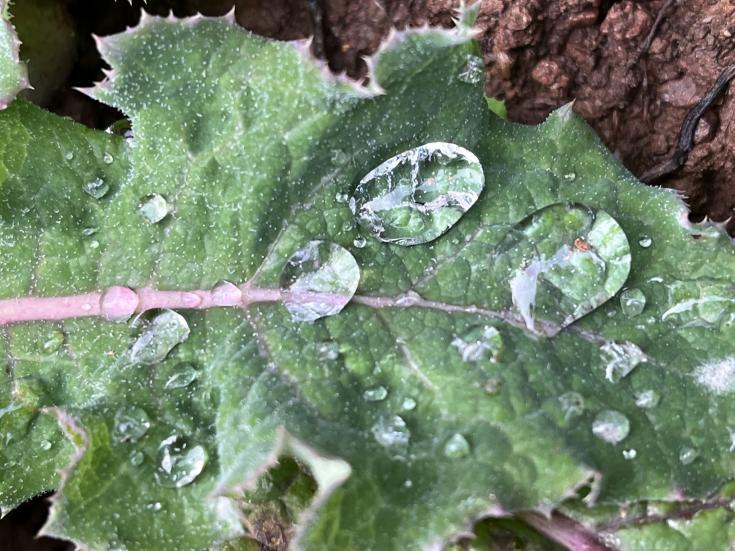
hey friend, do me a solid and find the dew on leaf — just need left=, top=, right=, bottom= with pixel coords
left=592, top=410, right=630, bottom=444
left=138, top=193, right=170, bottom=223
left=128, top=309, right=190, bottom=365
left=164, top=363, right=198, bottom=389
left=620, top=288, right=646, bottom=318
left=634, top=389, right=660, bottom=409
left=693, top=357, right=735, bottom=395
left=83, top=178, right=110, bottom=199
left=40, top=440, right=52, bottom=451
left=113, top=406, right=151, bottom=443
left=280, top=240, right=360, bottom=322
left=451, top=325, right=503, bottom=363
left=371, top=415, right=410, bottom=448
left=401, top=397, right=417, bottom=411
left=483, top=378, right=502, bottom=395
left=622, top=449, right=637, bottom=460
left=316, top=341, right=340, bottom=361
left=638, top=236, right=653, bottom=248
left=363, top=386, right=388, bottom=402
left=101, top=286, right=139, bottom=322
left=559, top=391, right=585, bottom=421
left=494, top=203, right=631, bottom=334
left=82, top=227, right=97, bottom=236
left=154, top=435, right=207, bottom=488
left=145, top=502, right=162, bottom=512
left=130, top=450, right=144, bottom=466
left=679, top=446, right=699, bottom=465
left=335, top=192, right=350, bottom=204
left=353, top=142, right=484, bottom=246
left=353, top=236, right=367, bottom=249
left=211, top=281, right=242, bottom=306
left=64, top=151, right=74, bottom=161
left=443, top=433, right=471, bottom=459
left=102, top=152, right=114, bottom=164
left=600, top=341, right=646, bottom=382
left=457, top=54, right=484, bottom=84
left=41, top=329, right=64, bottom=353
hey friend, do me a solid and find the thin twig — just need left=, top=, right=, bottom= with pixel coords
left=640, top=62, right=735, bottom=183
left=629, top=0, right=677, bottom=69
left=520, top=512, right=614, bottom=551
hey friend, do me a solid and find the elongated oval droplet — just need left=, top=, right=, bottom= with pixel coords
left=154, top=435, right=207, bottom=488
left=280, top=240, right=360, bottom=322
left=494, top=203, right=631, bottom=335
left=353, top=142, right=484, bottom=246
left=128, top=309, right=190, bottom=365
left=164, top=363, right=199, bottom=389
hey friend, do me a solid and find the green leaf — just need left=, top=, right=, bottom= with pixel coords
left=0, top=0, right=28, bottom=109
left=1, top=12, right=734, bottom=551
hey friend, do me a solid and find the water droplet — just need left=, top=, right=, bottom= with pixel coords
left=83, top=178, right=110, bottom=199
left=371, top=415, right=410, bottom=448
left=82, top=227, right=97, bottom=236
left=164, top=363, right=198, bottom=389
left=130, top=450, right=144, bottom=466
left=103, top=152, right=114, bottom=164
left=495, top=203, right=631, bottom=334
left=138, top=194, right=170, bottom=223
left=622, top=448, right=637, bottom=460
left=113, top=406, right=151, bottom=443
left=443, top=433, right=471, bottom=459
left=40, top=440, right=52, bottom=451
left=154, top=435, right=208, bottom=488
left=352, top=236, right=367, bottom=249
left=335, top=192, right=350, bottom=203
left=211, top=281, right=242, bottom=306
left=693, top=357, right=735, bottom=395
left=353, top=142, right=484, bottom=246
left=559, top=391, right=584, bottom=420
left=451, top=325, right=503, bottom=362
left=101, top=286, right=139, bottom=322
left=316, top=341, right=339, bottom=361
left=64, top=151, right=74, bottom=161
left=620, top=288, right=646, bottom=318
left=331, top=149, right=350, bottom=165
left=401, top=397, right=417, bottom=411
left=128, top=309, right=190, bottom=365
left=634, top=389, right=660, bottom=409
left=679, top=446, right=698, bottom=465
left=592, top=410, right=630, bottom=444
left=457, top=54, right=484, bottom=84
left=41, top=330, right=64, bottom=353
left=363, top=386, right=388, bottom=402
left=280, top=240, right=360, bottom=322
left=483, top=378, right=502, bottom=395
left=600, top=341, right=646, bottom=382
left=145, top=502, right=162, bottom=511
left=638, top=236, right=653, bottom=248
left=89, top=240, right=99, bottom=249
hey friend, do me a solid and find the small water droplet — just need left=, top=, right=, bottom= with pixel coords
left=113, top=406, right=151, bottom=443
left=622, top=448, right=637, bottom=460
left=138, top=194, right=170, bottom=223
left=363, top=386, right=388, bottom=402
left=638, top=236, right=653, bottom=248
left=563, top=173, right=577, bottom=181
left=83, top=178, right=110, bottom=199
left=457, top=54, right=484, bottom=84
left=600, top=341, right=646, bottom=382
left=335, top=192, right=350, bottom=203
left=103, top=152, right=114, bottom=164
left=679, top=446, right=698, bottom=465
left=352, top=236, right=367, bottom=249
left=128, top=309, right=190, bottom=365
left=164, top=363, right=198, bottom=389
left=41, top=330, right=65, bottom=353
left=145, top=502, right=162, bottom=511
left=315, top=341, right=339, bottom=361
left=451, top=325, right=503, bottom=362
left=89, top=240, right=99, bottom=249
left=130, top=450, right=144, bottom=466
left=401, top=397, right=417, bottom=411
left=371, top=415, right=410, bottom=448
left=82, top=227, right=97, bottom=236
left=483, top=378, right=502, bottom=395
left=64, top=151, right=74, bottom=161
left=443, top=433, right=471, bottom=459
left=353, top=142, right=484, bottom=246
left=280, top=240, right=360, bottom=322
left=40, top=440, right=52, bottom=451
left=634, top=389, right=660, bottom=409
left=559, top=391, right=584, bottom=421
left=154, top=435, right=207, bottom=488
left=404, top=479, right=413, bottom=488
left=592, top=410, right=630, bottom=444
left=619, top=288, right=646, bottom=318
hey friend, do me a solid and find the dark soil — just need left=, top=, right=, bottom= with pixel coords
left=3, top=0, right=734, bottom=549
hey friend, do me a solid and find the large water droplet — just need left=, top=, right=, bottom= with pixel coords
left=600, top=341, right=646, bottom=382
left=280, top=240, right=360, bottom=322
left=457, top=54, right=484, bottom=84
left=679, top=446, right=698, bottom=465
left=371, top=415, right=410, bottom=448
left=620, top=288, right=646, bottom=317
left=443, top=433, right=471, bottom=459
left=592, top=410, right=630, bottom=444
left=495, top=203, right=631, bottom=335
left=113, top=406, right=151, bottom=443
left=83, top=178, right=110, bottom=199
left=154, top=435, right=207, bottom=488
left=138, top=194, right=170, bottom=223
left=451, top=325, right=503, bottom=362
left=164, top=363, right=199, bottom=389
left=128, top=310, right=190, bottom=365
left=353, top=142, right=484, bottom=246
left=634, top=389, right=660, bottom=409
left=363, top=386, right=388, bottom=402
left=660, top=279, right=734, bottom=328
